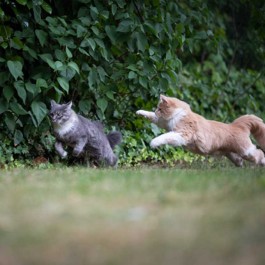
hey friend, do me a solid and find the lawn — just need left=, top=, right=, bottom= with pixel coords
left=0, top=166, right=265, bottom=265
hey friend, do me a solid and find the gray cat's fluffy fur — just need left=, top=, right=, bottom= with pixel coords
left=49, top=100, right=122, bottom=167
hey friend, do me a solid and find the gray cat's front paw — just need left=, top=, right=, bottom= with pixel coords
left=61, top=151, right=68, bottom=159
left=73, top=150, right=82, bottom=157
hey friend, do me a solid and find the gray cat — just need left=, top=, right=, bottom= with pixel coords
left=49, top=100, right=122, bottom=167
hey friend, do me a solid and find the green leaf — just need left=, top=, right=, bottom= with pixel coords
left=35, top=29, right=48, bottom=47
left=14, top=129, right=24, bottom=146
left=97, top=66, right=107, bottom=82
left=54, top=61, right=64, bottom=71
left=68, top=61, right=80, bottom=74
left=87, top=38, right=96, bottom=51
left=79, top=48, right=90, bottom=56
left=195, top=31, right=207, bottom=40
left=7, top=60, right=23, bottom=80
left=25, top=82, right=37, bottom=95
left=105, top=25, right=117, bottom=44
left=66, top=47, right=73, bottom=59
left=78, top=99, right=91, bottom=115
left=128, top=71, right=137, bottom=79
left=0, top=98, right=8, bottom=114
left=23, top=45, right=38, bottom=59
left=80, top=38, right=96, bottom=51
left=97, top=98, right=108, bottom=114
left=10, top=102, right=28, bottom=115
left=136, top=32, right=148, bottom=52
left=36, top=78, right=48, bottom=89
left=57, top=77, right=69, bottom=92
left=31, top=101, right=48, bottom=126
left=88, top=68, right=97, bottom=87
left=91, top=26, right=99, bottom=36
left=41, top=1, right=52, bottom=14
left=14, top=80, right=27, bottom=104
left=111, top=4, right=117, bottom=15
left=16, top=0, right=27, bottom=5
left=3, top=86, right=14, bottom=102
left=106, top=91, right=114, bottom=100
left=90, top=6, right=99, bottom=20
left=33, top=4, right=42, bottom=24
left=95, top=38, right=105, bottom=49
left=76, top=25, right=87, bottom=38
left=116, top=19, right=134, bottom=32
left=39, top=53, right=53, bottom=62
left=5, top=113, right=16, bottom=132
left=139, top=76, right=148, bottom=88
left=11, top=37, right=24, bottom=50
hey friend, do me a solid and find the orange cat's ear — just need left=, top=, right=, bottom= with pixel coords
left=160, top=94, right=168, bottom=104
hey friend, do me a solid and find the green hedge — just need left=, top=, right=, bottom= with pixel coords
left=0, top=0, right=264, bottom=166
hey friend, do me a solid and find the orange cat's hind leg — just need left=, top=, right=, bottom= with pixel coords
left=241, top=144, right=265, bottom=166
left=226, top=153, right=243, bottom=167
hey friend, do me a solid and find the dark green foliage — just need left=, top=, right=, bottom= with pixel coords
left=0, top=0, right=264, bottom=165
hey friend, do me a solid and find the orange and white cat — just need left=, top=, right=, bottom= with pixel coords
left=136, top=95, right=265, bottom=166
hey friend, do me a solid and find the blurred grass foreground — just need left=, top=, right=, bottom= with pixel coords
left=0, top=167, right=265, bottom=265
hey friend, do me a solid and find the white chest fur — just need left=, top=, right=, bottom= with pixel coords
left=167, top=108, right=186, bottom=131
left=54, top=114, right=77, bottom=136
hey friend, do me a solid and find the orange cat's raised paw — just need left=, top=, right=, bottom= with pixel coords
left=136, top=110, right=146, bottom=116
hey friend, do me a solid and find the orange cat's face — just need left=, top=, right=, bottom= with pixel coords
left=155, top=95, right=189, bottom=120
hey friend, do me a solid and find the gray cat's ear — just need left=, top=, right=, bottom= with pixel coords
left=65, top=101, right=72, bottom=109
left=50, top=100, right=57, bottom=108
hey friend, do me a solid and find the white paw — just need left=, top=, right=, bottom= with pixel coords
left=61, top=151, right=68, bottom=159
left=150, top=139, right=160, bottom=149
left=260, top=158, right=265, bottom=166
left=136, top=110, right=146, bottom=117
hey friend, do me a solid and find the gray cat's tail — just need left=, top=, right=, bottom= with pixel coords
left=107, top=131, right=122, bottom=149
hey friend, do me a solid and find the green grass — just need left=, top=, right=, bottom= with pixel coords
left=0, top=166, right=265, bottom=265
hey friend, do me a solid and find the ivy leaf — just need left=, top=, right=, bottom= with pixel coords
left=41, top=1, right=52, bottom=14
left=4, top=112, right=16, bottom=132
left=66, top=46, right=73, bottom=58
left=14, top=129, right=24, bottom=146
left=111, top=4, right=117, bottom=15
left=16, top=0, right=27, bottom=5
left=87, top=38, right=96, bottom=51
left=7, top=60, right=23, bottom=80
left=116, top=19, right=134, bottom=32
left=54, top=61, right=64, bottom=71
left=97, top=98, right=108, bottom=114
left=0, top=98, right=8, bottom=114
left=57, top=77, right=69, bottom=92
left=68, top=61, right=80, bottom=74
left=78, top=99, right=91, bottom=115
left=35, top=29, right=48, bottom=47
left=105, top=25, right=117, bottom=44
left=81, top=38, right=96, bottom=51
left=25, top=82, right=37, bottom=95
left=88, top=68, right=97, bottom=87
left=14, top=80, right=27, bottom=104
left=3, top=86, right=14, bottom=102
left=128, top=71, right=137, bottom=79
left=136, top=32, right=148, bottom=52
left=31, top=101, right=48, bottom=126
left=10, top=102, right=28, bottom=115
left=97, top=66, right=107, bottom=82
left=36, top=78, right=48, bottom=89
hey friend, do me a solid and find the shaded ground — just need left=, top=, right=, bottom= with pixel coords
left=0, top=167, right=265, bottom=265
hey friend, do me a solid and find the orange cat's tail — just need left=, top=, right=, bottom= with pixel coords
left=232, top=114, right=265, bottom=150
